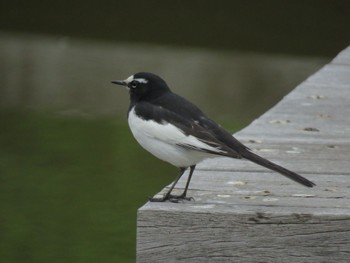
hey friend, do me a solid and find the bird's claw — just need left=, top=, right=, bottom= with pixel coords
left=168, top=194, right=195, bottom=203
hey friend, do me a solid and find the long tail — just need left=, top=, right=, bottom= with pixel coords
left=240, top=150, right=315, bottom=187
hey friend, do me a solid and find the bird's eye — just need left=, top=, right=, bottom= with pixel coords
left=130, top=81, right=138, bottom=89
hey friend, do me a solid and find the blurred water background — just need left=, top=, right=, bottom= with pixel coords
left=1, top=1, right=350, bottom=262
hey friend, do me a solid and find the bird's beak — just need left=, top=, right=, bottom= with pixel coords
left=111, top=80, right=127, bottom=86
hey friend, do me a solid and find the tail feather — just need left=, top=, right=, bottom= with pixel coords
left=240, top=150, right=316, bottom=187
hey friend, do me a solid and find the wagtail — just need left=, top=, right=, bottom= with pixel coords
left=112, top=72, right=315, bottom=202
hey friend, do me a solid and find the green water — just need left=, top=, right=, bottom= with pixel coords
left=0, top=111, right=242, bottom=262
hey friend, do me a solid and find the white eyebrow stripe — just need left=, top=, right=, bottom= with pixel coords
left=124, top=75, right=148, bottom=84
left=133, top=78, right=148, bottom=84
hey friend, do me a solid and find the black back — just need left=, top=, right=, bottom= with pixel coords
left=130, top=72, right=249, bottom=157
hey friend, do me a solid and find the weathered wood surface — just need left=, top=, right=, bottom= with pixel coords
left=137, top=46, right=350, bottom=263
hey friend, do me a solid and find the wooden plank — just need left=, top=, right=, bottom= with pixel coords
left=198, top=143, right=350, bottom=174
left=137, top=46, right=350, bottom=262
left=151, top=169, right=349, bottom=211
left=235, top=74, right=350, bottom=144
left=138, top=209, right=350, bottom=263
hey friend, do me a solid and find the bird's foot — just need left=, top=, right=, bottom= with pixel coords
left=168, top=194, right=194, bottom=203
left=149, top=193, right=194, bottom=203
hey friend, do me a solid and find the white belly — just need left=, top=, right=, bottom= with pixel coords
left=128, top=107, right=217, bottom=168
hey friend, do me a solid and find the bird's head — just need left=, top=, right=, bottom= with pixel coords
left=112, top=72, right=170, bottom=102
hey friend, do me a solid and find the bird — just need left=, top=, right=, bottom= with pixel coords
left=111, top=72, right=315, bottom=202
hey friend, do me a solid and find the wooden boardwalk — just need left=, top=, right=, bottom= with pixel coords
left=137, top=46, right=350, bottom=263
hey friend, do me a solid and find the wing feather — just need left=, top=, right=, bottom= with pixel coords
left=133, top=102, right=242, bottom=158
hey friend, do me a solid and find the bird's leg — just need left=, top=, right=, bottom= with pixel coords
left=168, top=165, right=196, bottom=202
left=176, top=165, right=196, bottom=200
left=149, top=168, right=186, bottom=202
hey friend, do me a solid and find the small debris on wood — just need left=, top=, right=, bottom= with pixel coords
left=303, top=127, right=320, bottom=132
left=269, top=119, right=291, bottom=125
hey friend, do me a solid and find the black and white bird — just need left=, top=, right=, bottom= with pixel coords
left=112, top=72, right=315, bottom=202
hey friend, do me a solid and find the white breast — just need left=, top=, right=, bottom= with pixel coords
left=127, top=107, right=219, bottom=168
